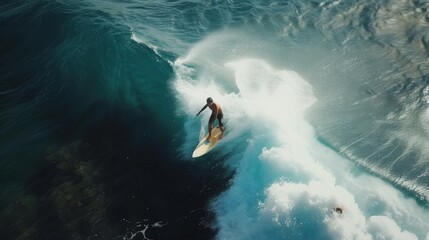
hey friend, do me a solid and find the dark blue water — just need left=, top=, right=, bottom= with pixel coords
left=2, top=0, right=429, bottom=239
left=0, top=1, right=230, bottom=239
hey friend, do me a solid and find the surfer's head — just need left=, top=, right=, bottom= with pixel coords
left=334, top=206, right=343, bottom=214
left=206, top=97, right=213, bottom=104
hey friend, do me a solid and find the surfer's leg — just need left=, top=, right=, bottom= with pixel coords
left=218, top=114, right=224, bottom=139
left=207, top=118, right=215, bottom=142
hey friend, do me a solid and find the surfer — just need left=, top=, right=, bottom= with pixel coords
left=196, top=97, right=224, bottom=142
left=333, top=206, right=343, bottom=214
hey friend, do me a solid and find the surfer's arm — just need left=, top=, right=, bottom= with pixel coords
left=196, top=104, right=208, bottom=116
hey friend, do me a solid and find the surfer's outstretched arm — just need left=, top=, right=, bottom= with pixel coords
left=196, top=104, right=208, bottom=116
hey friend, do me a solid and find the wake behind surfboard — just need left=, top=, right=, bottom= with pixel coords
left=192, top=126, right=223, bottom=158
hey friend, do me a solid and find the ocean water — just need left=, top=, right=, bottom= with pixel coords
left=2, top=0, right=429, bottom=239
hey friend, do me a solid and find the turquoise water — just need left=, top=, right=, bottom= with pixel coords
left=2, top=0, right=429, bottom=239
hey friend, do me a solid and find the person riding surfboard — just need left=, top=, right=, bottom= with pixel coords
left=196, top=97, right=225, bottom=142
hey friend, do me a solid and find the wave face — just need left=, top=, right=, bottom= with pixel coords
left=2, top=0, right=429, bottom=239
left=173, top=30, right=429, bottom=239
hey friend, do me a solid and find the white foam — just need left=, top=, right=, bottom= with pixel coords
left=367, top=216, right=417, bottom=240
left=173, top=33, right=429, bottom=239
left=131, top=31, right=162, bottom=56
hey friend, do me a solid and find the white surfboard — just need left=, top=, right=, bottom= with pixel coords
left=192, top=126, right=223, bottom=158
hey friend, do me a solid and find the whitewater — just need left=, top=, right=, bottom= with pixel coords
left=166, top=0, right=429, bottom=239
left=172, top=28, right=429, bottom=238
left=2, top=0, right=429, bottom=239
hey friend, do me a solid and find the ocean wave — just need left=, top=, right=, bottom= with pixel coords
left=3, top=0, right=429, bottom=238
left=174, top=29, right=429, bottom=239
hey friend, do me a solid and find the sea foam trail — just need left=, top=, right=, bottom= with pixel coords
left=174, top=55, right=429, bottom=239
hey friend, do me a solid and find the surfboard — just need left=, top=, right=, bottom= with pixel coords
left=192, top=126, right=223, bottom=158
